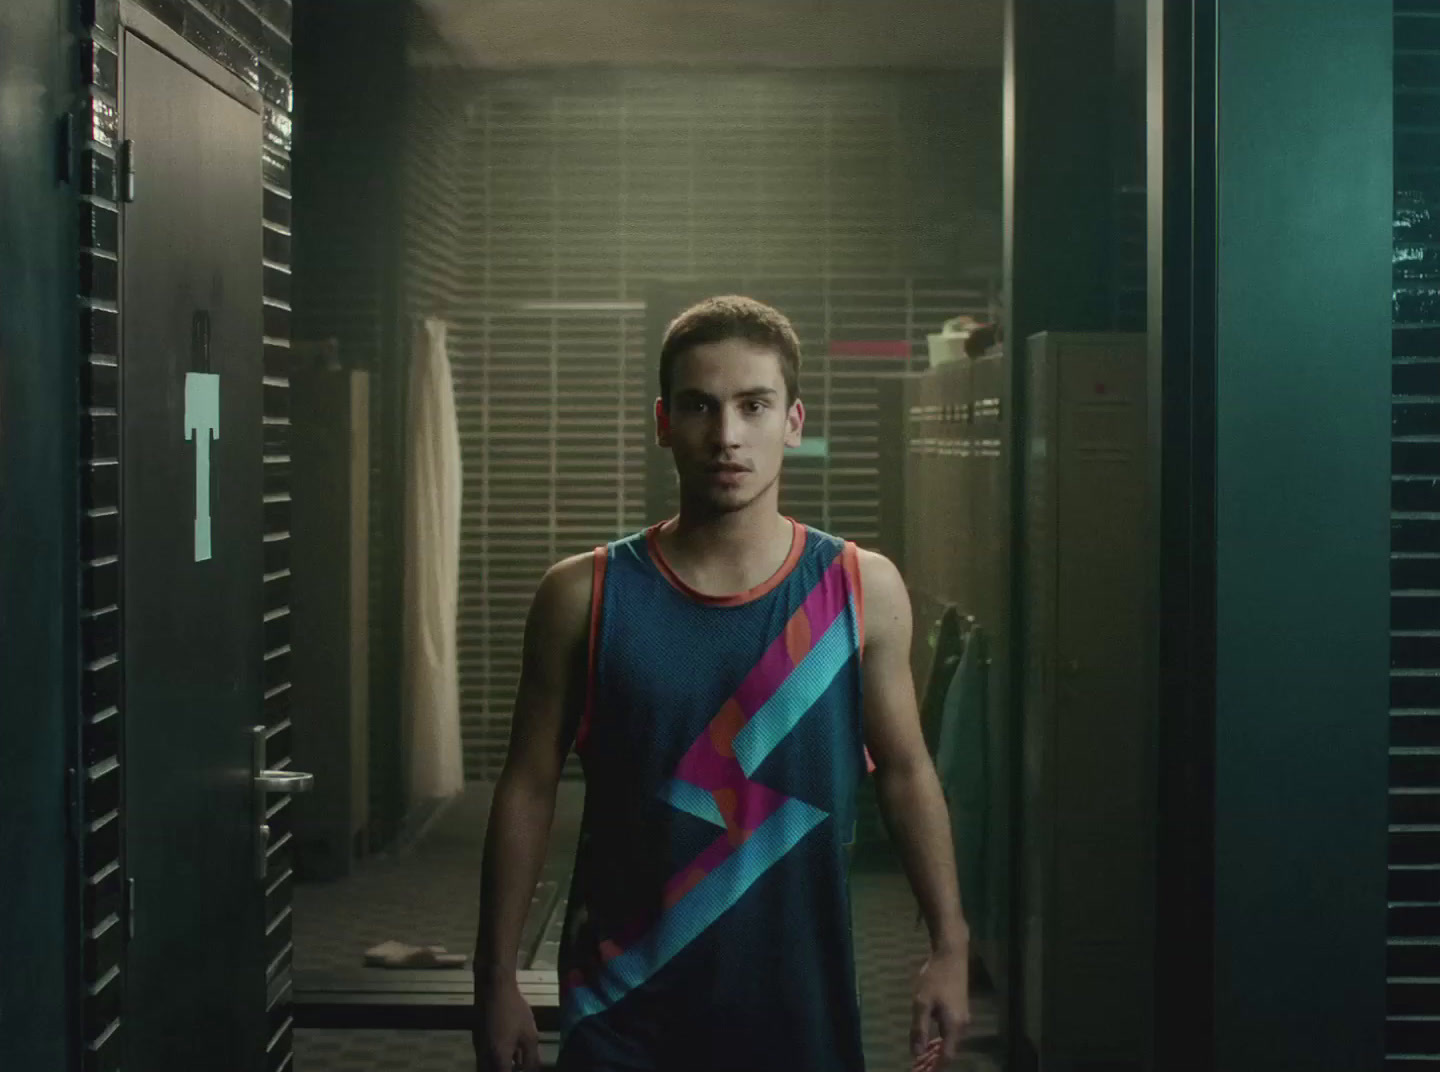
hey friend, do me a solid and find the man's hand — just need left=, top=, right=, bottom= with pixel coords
left=473, top=975, right=540, bottom=1072
left=910, top=947, right=971, bottom=1068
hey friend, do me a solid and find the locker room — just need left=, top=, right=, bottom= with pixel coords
left=0, top=1, right=1407, bottom=1071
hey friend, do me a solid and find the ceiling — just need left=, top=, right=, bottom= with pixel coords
left=415, top=0, right=1003, bottom=70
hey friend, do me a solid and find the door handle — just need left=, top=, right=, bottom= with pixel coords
left=251, top=725, right=315, bottom=880
left=256, top=770, right=315, bottom=794
left=256, top=822, right=271, bottom=883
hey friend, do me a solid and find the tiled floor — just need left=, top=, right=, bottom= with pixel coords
left=294, top=1026, right=1000, bottom=1072
left=849, top=867, right=1001, bottom=1072
left=292, top=783, right=562, bottom=976
left=291, top=785, right=1000, bottom=1072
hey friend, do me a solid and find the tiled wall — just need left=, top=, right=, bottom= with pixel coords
left=290, top=17, right=1004, bottom=807
left=75, top=1, right=294, bottom=1069
left=445, top=69, right=1001, bottom=779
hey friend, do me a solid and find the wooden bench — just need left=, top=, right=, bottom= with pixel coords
left=292, top=968, right=562, bottom=1065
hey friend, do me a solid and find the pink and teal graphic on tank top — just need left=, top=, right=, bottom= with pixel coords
left=561, top=550, right=859, bottom=1032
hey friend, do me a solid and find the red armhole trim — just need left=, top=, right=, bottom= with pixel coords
left=842, top=541, right=865, bottom=655
left=577, top=547, right=607, bottom=751
left=842, top=541, right=876, bottom=775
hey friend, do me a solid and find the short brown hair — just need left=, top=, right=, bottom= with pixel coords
left=659, top=295, right=802, bottom=408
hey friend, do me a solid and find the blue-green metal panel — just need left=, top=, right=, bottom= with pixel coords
left=0, top=0, right=80, bottom=1069
left=1212, top=2, right=1391, bottom=1068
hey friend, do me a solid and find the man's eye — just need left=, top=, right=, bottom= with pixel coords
left=744, top=400, right=766, bottom=414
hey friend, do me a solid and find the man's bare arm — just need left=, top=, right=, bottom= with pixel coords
left=474, top=552, right=593, bottom=981
left=858, top=549, right=969, bottom=955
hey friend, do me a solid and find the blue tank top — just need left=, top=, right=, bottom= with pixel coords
left=556, top=521, right=871, bottom=1072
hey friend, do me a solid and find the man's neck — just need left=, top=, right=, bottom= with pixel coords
left=658, top=497, right=795, bottom=594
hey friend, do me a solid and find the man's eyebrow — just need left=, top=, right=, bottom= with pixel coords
left=674, top=386, right=779, bottom=400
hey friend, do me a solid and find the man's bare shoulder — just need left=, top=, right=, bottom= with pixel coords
left=545, top=550, right=595, bottom=591
left=854, top=546, right=911, bottom=648
left=854, top=546, right=906, bottom=600
left=532, top=551, right=596, bottom=637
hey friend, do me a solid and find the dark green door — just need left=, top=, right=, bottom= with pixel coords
left=120, top=28, right=267, bottom=1072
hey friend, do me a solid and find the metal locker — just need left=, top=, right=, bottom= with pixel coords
left=969, top=351, right=1005, bottom=635
left=965, top=347, right=1009, bottom=990
left=902, top=372, right=938, bottom=686
left=1021, top=332, right=1152, bottom=1071
left=934, top=356, right=973, bottom=609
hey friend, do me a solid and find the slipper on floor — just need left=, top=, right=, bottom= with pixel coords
left=363, top=940, right=468, bottom=969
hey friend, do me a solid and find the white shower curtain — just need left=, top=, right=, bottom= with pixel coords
left=403, top=316, right=465, bottom=805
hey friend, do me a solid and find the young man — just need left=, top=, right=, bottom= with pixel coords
left=473, top=296, right=970, bottom=1072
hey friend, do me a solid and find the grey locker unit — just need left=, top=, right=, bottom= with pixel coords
left=903, top=373, right=932, bottom=602
left=900, top=373, right=930, bottom=687
left=969, top=351, right=1006, bottom=642
left=968, top=348, right=1012, bottom=992
left=1022, top=332, right=1152, bottom=1071
left=903, top=365, right=955, bottom=689
left=903, top=351, right=1010, bottom=988
left=903, top=357, right=975, bottom=611
left=936, top=357, right=975, bottom=611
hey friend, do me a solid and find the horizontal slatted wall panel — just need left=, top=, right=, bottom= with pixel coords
left=254, top=7, right=297, bottom=1066
left=453, top=70, right=997, bottom=781
left=401, top=73, right=464, bottom=319
left=1392, top=3, right=1440, bottom=1062
left=77, top=5, right=124, bottom=1065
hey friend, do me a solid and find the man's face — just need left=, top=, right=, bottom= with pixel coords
left=657, top=339, right=805, bottom=515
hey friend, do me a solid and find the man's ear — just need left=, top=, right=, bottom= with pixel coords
left=655, top=397, right=671, bottom=447
left=784, top=399, right=805, bottom=448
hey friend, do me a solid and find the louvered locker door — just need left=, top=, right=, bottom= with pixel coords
left=1391, top=3, right=1440, bottom=1051
left=934, top=356, right=974, bottom=610
left=911, top=371, right=937, bottom=604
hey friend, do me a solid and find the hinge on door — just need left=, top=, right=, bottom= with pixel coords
left=119, top=138, right=136, bottom=203
left=126, top=877, right=136, bottom=940
left=64, top=766, right=79, bottom=843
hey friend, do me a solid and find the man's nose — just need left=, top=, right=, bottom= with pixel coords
left=713, top=405, right=744, bottom=448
